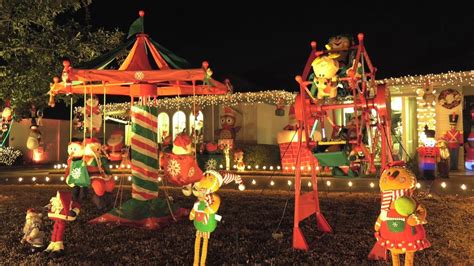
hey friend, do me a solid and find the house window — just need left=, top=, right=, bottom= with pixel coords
left=172, top=111, right=186, bottom=140
left=157, top=112, right=170, bottom=143
left=189, top=111, right=204, bottom=136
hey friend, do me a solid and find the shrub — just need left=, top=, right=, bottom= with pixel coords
left=235, top=144, right=281, bottom=167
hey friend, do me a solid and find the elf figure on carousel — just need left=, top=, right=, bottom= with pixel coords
left=43, top=191, right=80, bottom=258
left=310, top=55, right=340, bottom=101
left=1, top=100, right=13, bottom=132
left=64, top=141, right=90, bottom=203
left=369, top=164, right=430, bottom=265
left=83, top=138, right=113, bottom=210
left=443, top=112, right=463, bottom=170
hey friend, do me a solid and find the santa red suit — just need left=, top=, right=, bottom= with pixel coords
left=106, top=130, right=124, bottom=161
left=44, top=191, right=80, bottom=257
left=162, top=133, right=203, bottom=186
left=84, top=138, right=114, bottom=210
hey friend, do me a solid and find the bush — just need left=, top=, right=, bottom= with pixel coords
left=236, top=144, right=281, bottom=167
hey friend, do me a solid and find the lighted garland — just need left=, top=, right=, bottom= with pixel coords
left=102, top=90, right=296, bottom=119
left=0, top=147, right=22, bottom=166
left=376, top=70, right=474, bottom=87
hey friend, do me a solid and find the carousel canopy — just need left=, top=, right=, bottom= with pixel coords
left=48, top=10, right=228, bottom=106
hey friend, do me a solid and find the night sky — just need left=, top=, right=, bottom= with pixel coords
left=85, top=2, right=473, bottom=91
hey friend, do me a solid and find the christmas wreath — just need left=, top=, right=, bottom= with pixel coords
left=438, top=88, right=461, bottom=109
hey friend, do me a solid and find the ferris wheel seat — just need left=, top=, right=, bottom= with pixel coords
left=312, top=151, right=349, bottom=167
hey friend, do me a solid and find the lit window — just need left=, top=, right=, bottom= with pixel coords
left=172, top=111, right=186, bottom=140
left=189, top=111, right=204, bottom=135
left=157, top=112, right=170, bottom=143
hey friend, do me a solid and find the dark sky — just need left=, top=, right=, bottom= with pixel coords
left=86, top=2, right=474, bottom=91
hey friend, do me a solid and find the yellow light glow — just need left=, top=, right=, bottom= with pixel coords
left=441, top=182, right=447, bottom=188
left=326, top=180, right=331, bottom=187
left=270, top=180, right=275, bottom=186
left=288, top=180, right=292, bottom=186
left=308, top=181, right=312, bottom=187
left=416, top=183, right=421, bottom=189
left=45, top=177, right=50, bottom=182
left=370, top=182, right=375, bottom=188
left=461, top=184, right=467, bottom=190
left=252, top=179, right=256, bottom=185
left=348, top=181, right=353, bottom=187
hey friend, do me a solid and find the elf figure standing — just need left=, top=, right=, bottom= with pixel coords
left=189, top=170, right=245, bottom=266
left=369, top=164, right=430, bottom=265
left=43, top=191, right=80, bottom=258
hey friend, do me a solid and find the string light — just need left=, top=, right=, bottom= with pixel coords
left=287, top=180, right=292, bottom=186
left=18, top=177, right=23, bottom=182
left=348, top=181, right=353, bottom=187
left=308, top=181, right=312, bottom=187
left=377, top=70, right=474, bottom=87
left=114, top=176, right=118, bottom=181
left=270, top=166, right=274, bottom=170
left=252, top=179, right=256, bottom=185
left=32, top=177, right=36, bottom=182
left=461, top=184, right=467, bottom=190
left=326, top=180, right=331, bottom=187
left=441, top=182, right=447, bottom=189
left=416, top=183, right=421, bottom=189
left=255, top=165, right=259, bottom=170
left=103, top=90, right=297, bottom=119
left=158, top=177, right=162, bottom=182
left=277, top=166, right=281, bottom=170
left=60, top=176, right=64, bottom=181
left=128, top=176, right=132, bottom=181
left=262, top=166, right=266, bottom=170
left=270, top=180, right=275, bottom=186
left=45, top=177, right=50, bottom=182
left=370, top=182, right=375, bottom=188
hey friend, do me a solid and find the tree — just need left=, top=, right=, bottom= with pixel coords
left=0, top=0, right=125, bottom=118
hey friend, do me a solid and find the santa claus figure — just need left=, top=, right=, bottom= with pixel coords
left=84, top=138, right=113, bottom=210
left=162, top=133, right=203, bottom=188
left=64, top=141, right=90, bottom=202
left=21, top=208, right=45, bottom=253
left=43, top=191, right=80, bottom=258
left=106, top=129, right=124, bottom=162
left=83, top=95, right=102, bottom=135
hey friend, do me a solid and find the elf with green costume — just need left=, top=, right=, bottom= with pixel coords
left=64, top=141, right=90, bottom=203
left=189, top=170, right=245, bottom=266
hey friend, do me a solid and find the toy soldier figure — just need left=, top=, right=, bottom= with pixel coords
left=443, top=112, right=463, bottom=170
